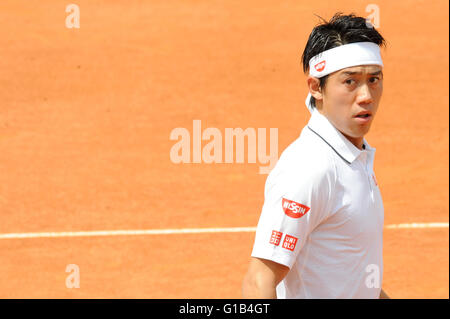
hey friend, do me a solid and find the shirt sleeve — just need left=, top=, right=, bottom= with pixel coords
left=251, top=156, right=335, bottom=269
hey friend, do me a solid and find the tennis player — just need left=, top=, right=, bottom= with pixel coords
left=242, top=13, right=390, bottom=299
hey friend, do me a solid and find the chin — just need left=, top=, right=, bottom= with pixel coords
left=341, top=127, right=367, bottom=142
left=352, top=122, right=372, bottom=136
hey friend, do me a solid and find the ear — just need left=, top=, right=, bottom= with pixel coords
left=307, top=76, right=323, bottom=101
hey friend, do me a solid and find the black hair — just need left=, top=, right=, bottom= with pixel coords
left=301, top=13, right=386, bottom=107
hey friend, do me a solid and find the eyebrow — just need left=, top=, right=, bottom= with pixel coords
left=341, top=70, right=383, bottom=76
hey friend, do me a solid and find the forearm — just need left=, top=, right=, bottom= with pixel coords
left=242, top=258, right=290, bottom=299
left=242, top=273, right=277, bottom=299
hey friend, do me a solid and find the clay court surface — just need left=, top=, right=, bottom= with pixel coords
left=0, top=1, right=448, bottom=298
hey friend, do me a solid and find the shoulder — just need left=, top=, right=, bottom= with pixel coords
left=265, top=128, right=337, bottom=194
left=272, top=128, right=336, bottom=180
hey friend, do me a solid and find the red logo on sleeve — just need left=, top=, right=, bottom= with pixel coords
left=282, top=235, right=298, bottom=251
left=314, top=60, right=326, bottom=72
left=269, top=230, right=283, bottom=246
left=282, top=198, right=310, bottom=219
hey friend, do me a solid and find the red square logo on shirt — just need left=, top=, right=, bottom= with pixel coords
left=282, top=235, right=298, bottom=251
left=269, top=230, right=283, bottom=246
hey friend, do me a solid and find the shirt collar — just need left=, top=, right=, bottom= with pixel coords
left=306, top=108, right=375, bottom=164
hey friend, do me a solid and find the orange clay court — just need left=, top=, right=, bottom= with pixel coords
left=0, top=0, right=448, bottom=298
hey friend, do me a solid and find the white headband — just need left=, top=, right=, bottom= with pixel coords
left=305, top=42, right=383, bottom=113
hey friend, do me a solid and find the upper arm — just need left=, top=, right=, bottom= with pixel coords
left=247, top=257, right=290, bottom=286
left=251, top=157, right=336, bottom=269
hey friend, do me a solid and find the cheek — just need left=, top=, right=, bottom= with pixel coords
left=326, top=102, right=354, bottom=132
left=329, top=90, right=356, bottom=117
left=376, top=85, right=383, bottom=101
left=322, top=82, right=355, bottom=118
left=324, top=87, right=354, bottom=121
left=331, top=85, right=356, bottom=104
left=372, top=85, right=383, bottom=113
left=324, top=85, right=352, bottom=105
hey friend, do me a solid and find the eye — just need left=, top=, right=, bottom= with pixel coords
left=369, top=77, right=380, bottom=84
left=345, top=79, right=355, bottom=85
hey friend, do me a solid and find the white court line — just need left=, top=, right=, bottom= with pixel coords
left=384, top=222, right=449, bottom=229
left=0, top=227, right=257, bottom=239
left=0, top=223, right=448, bottom=240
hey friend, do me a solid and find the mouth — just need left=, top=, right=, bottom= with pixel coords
left=354, top=111, right=372, bottom=123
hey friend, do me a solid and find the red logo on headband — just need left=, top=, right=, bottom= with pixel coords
left=314, top=60, right=326, bottom=72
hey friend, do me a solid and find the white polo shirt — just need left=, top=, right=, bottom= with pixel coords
left=251, top=109, right=384, bottom=299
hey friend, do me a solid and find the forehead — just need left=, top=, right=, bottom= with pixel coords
left=335, top=65, right=383, bottom=76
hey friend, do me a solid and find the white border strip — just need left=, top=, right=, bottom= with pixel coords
left=0, top=223, right=447, bottom=240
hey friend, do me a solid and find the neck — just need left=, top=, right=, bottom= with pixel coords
left=316, top=106, right=365, bottom=151
left=341, top=133, right=365, bottom=150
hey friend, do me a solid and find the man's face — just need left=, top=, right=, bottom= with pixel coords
left=316, top=65, right=383, bottom=147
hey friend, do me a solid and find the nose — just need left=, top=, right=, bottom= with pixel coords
left=356, top=83, right=373, bottom=105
